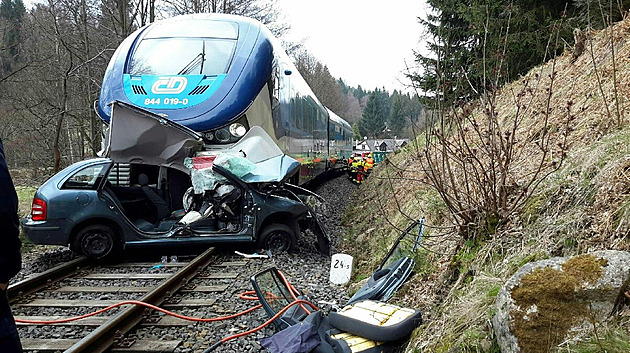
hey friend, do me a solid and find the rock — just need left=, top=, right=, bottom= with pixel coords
left=493, top=250, right=630, bottom=353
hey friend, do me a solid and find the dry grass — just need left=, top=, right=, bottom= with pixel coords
left=342, top=16, right=630, bottom=353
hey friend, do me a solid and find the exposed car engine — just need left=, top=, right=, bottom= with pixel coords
left=181, top=181, right=243, bottom=231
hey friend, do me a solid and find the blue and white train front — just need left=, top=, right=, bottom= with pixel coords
left=97, top=14, right=275, bottom=146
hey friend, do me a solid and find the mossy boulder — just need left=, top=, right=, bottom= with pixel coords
left=492, top=250, right=630, bottom=353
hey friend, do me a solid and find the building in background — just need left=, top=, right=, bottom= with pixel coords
left=354, top=138, right=408, bottom=154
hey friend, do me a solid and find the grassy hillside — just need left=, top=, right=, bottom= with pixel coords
left=341, top=18, right=630, bottom=353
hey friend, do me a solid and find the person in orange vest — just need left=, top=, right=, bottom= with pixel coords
left=353, top=157, right=367, bottom=184
left=356, top=163, right=365, bottom=184
left=365, top=153, right=374, bottom=173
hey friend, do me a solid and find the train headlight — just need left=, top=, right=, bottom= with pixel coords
left=214, top=128, right=231, bottom=143
left=229, top=123, right=247, bottom=137
left=201, top=115, right=249, bottom=145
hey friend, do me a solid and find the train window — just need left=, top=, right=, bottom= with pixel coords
left=302, top=100, right=310, bottom=131
left=308, top=104, right=312, bottom=130
left=269, top=60, right=280, bottom=110
left=129, top=38, right=236, bottom=76
left=144, top=20, right=238, bottom=40
left=298, top=100, right=303, bottom=129
left=319, top=111, right=324, bottom=130
left=321, top=112, right=327, bottom=130
left=290, top=98, right=296, bottom=127
left=307, top=104, right=313, bottom=130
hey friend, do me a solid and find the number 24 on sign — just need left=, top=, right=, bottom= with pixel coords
left=333, top=259, right=350, bottom=269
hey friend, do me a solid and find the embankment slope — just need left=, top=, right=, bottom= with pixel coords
left=342, top=18, right=630, bottom=352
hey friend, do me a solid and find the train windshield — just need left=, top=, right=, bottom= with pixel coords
left=128, top=38, right=236, bottom=76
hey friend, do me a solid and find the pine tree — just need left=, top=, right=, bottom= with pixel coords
left=352, top=123, right=360, bottom=140
left=413, top=0, right=472, bottom=105
left=358, top=92, right=385, bottom=138
left=354, top=85, right=366, bottom=102
left=375, top=87, right=391, bottom=126
left=1, top=0, right=25, bottom=72
left=414, top=0, right=577, bottom=105
left=388, top=94, right=406, bottom=138
left=574, top=0, right=630, bottom=29
left=0, top=0, right=11, bottom=17
left=462, top=0, right=574, bottom=86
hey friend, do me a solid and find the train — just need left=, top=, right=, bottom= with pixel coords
left=97, top=13, right=353, bottom=184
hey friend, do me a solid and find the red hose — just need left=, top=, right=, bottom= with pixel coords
left=238, top=290, right=260, bottom=301
left=278, top=269, right=314, bottom=314
left=15, top=300, right=262, bottom=324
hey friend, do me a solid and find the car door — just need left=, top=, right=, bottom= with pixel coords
left=103, top=100, right=204, bottom=173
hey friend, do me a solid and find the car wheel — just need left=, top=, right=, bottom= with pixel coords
left=258, top=224, right=295, bottom=253
left=76, top=224, right=118, bottom=259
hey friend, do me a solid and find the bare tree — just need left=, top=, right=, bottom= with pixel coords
left=162, top=0, right=289, bottom=37
left=415, top=13, right=573, bottom=240
left=1, top=0, right=117, bottom=171
left=293, top=49, right=346, bottom=116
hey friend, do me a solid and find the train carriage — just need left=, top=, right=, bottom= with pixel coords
left=327, top=108, right=354, bottom=167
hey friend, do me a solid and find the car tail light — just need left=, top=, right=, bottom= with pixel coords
left=31, top=198, right=47, bottom=221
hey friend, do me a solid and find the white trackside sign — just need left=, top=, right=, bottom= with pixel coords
left=329, top=253, right=353, bottom=285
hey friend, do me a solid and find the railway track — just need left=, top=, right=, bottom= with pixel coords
left=7, top=247, right=259, bottom=353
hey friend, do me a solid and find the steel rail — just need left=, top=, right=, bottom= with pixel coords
left=66, top=247, right=217, bottom=353
left=7, top=257, right=90, bottom=301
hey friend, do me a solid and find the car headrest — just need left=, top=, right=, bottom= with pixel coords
left=138, top=173, right=149, bottom=186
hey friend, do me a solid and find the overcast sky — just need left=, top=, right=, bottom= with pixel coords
left=23, top=0, right=427, bottom=92
left=278, top=0, right=427, bottom=93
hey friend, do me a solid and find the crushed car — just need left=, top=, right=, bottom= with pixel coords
left=22, top=101, right=330, bottom=259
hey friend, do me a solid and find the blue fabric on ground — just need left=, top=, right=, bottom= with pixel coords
left=260, top=322, right=320, bottom=353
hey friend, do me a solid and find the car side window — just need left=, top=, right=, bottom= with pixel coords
left=63, top=164, right=108, bottom=190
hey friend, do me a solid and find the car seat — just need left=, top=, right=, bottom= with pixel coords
left=138, top=173, right=169, bottom=221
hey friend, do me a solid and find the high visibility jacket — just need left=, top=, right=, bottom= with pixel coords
left=365, top=158, right=374, bottom=169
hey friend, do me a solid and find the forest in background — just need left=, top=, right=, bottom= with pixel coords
left=414, top=0, right=630, bottom=105
left=0, top=0, right=424, bottom=174
left=407, top=0, right=630, bottom=236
